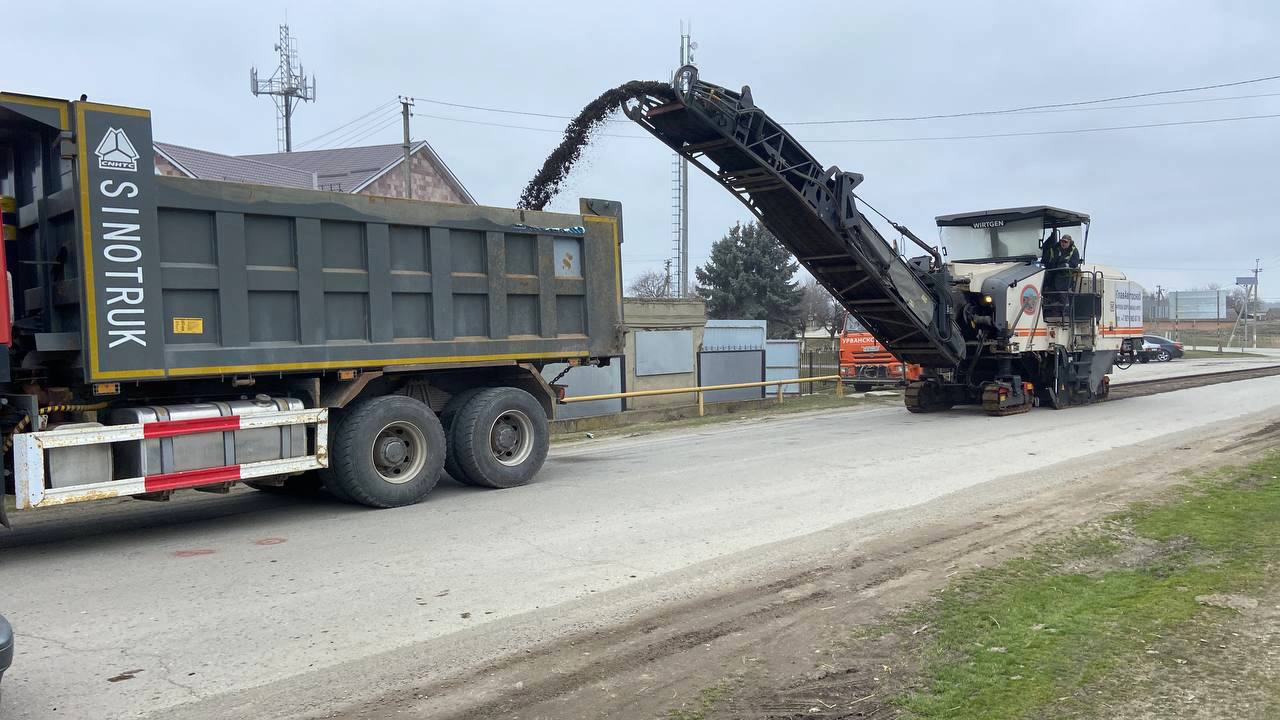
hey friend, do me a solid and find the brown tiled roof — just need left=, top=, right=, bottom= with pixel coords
left=241, top=141, right=475, bottom=202
left=155, top=138, right=475, bottom=203
left=240, top=143, right=402, bottom=193
left=154, top=142, right=315, bottom=189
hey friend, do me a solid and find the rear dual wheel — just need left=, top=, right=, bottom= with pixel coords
left=448, top=387, right=549, bottom=489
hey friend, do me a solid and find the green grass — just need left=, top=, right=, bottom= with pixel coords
left=666, top=681, right=732, bottom=720
left=896, top=454, right=1280, bottom=719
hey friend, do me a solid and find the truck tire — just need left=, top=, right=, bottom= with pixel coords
left=329, top=395, right=446, bottom=508
left=440, top=387, right=485, bottom=485
left=451, top=387, right=549, bottom=489
left=317, top=410, right=354, bottom=502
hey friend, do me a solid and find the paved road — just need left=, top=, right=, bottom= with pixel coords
left=1109, top=352, right=1280, bottom=385
left=2, top=376, right=1280, bottom=719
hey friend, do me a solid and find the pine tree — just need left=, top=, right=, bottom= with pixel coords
left=694, top=221, right=804, bottom=337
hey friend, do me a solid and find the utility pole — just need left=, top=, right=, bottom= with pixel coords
left=250, top=23, right=317, bottom=152
left=400, top=97, right=415, bottom=199
left=1251, top=258, right=1262, bottom=348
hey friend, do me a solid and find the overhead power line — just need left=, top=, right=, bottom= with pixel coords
left=786, top=72, right=1280, bottom=125
left=802, top=112, right=1280, bottom=143
left=317, top=108, right=402, bottom=149
left=415, top=109, right=1280, bottom=144
left=409, top=71, right=1280, bottom=128
left=296, top=99, right=398, bottom=149
left=414, top=111, right=644, bottom=139
left=967, top=91, right=1280, bottom=118
left=416, top=96, right=580, bottom=121
left=330, top=114, right=403, bottom=148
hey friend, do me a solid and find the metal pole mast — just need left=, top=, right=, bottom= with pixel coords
left=400, top=97, right=415, bottom=199
left=670, top=22, right=696, bottom=297
left=250, top=23, right=316, bottom=152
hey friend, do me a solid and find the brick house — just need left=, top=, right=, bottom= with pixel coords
left=153, top=140, right=475, bottom=204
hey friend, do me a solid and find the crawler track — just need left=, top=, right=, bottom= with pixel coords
left=1110, top=365, right=1280, bottom=401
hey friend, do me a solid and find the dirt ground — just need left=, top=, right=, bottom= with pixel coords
left=330, top=414, right=1280, bottom=720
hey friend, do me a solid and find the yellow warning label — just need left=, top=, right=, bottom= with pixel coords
left=172, top=317, right=204, bottom=335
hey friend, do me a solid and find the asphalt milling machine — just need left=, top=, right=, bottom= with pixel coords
left=625, top=66, right=1144, bottom=416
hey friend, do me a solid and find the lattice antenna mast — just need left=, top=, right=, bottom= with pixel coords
left=669, top=22, right=696, bottom=297
left=250, top=23, right=317, bottom=152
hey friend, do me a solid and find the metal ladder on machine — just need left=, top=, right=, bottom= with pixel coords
left=623, top=66, right=967, bottom=372
left=1043, top=269, right=1107, bottom=405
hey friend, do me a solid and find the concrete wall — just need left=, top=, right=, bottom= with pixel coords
left=622, top=298, right=706, bottom=410
left=364, top=150, right=467, bottom=204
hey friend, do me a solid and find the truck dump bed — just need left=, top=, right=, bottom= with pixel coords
left=0, top=93, right=624, bottom=384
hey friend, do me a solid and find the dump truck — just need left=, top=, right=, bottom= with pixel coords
left=626, top=66, right=1143, bottom=415
left=838, top=313, right=922, bottom=391
left=0, top=92, right=624, bottom=521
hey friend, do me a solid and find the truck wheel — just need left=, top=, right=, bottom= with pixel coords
left=329, top=395, right=446, bottom=508
left=316, top=410, right=354, bottom=502
left=452, top=387, right=549, bottom=489
left=440, top=388, right=485, bottom=485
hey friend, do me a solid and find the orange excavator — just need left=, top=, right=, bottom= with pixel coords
left=838, top=313, right=922, bottom=392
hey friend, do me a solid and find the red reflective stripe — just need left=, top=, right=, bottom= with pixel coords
left=142, top=415, right=241, bottom=438
left=144, top=465, right=242, bottom=492
left=0, top=228, right=10, bottom=345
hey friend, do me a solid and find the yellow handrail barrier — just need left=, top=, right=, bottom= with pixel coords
left=560, top=374, right=843, bottom=417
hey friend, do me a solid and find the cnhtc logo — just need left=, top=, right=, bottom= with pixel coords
left=95, top=128, right=139, bottom=172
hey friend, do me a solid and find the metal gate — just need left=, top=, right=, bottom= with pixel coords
left=697, top=349, right=765, bottom=403
left=765, top=340, right=801, bottom=395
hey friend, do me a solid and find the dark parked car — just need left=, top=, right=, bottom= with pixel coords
left=0, top=613, right=11, bottom=699
left=1139, top=335, right=1184, bottom=363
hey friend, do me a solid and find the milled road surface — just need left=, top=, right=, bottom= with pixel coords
left=2, top=376, right=1280, bottom=719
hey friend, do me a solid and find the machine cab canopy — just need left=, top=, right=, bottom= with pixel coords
left=935, top=206, right=1089, bottom=264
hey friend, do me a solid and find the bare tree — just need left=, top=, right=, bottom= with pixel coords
left=796, top=278, right=842, bottom=338
left=626, top=269, right=671, bottom=299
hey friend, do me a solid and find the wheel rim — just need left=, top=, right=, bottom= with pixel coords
left=371, top=421, right=428, bottom=484
left=1158, top=350, right=1170, bottom=361
left=490, top=410, right=534, bottom=467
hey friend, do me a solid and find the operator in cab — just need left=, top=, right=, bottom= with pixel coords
left=1041, top=231, right=1081, bottom=270
left=1041, top=230, right=1081, bottom=293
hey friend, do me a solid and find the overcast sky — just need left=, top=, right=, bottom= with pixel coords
left=13, top=1, right=1280, bottom=301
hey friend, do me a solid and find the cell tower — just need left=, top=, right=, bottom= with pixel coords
left=250, top=23, right=317, bottom=152
left=670, top=22, right=696, bottom=298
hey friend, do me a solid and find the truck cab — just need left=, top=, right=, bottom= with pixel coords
left=838, top=313, right=921, bottom=391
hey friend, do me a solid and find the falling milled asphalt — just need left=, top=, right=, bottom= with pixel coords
left=2, top=372, right=1279, bottom=719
